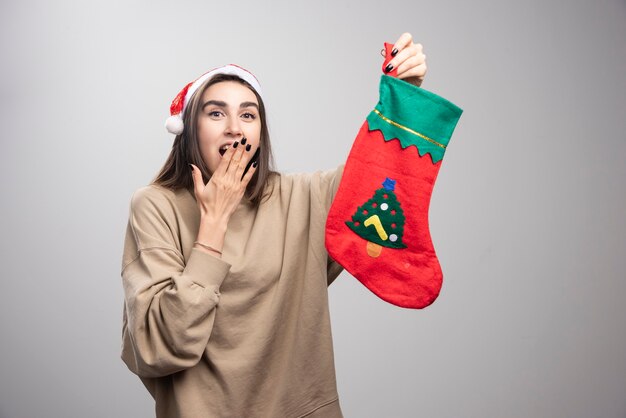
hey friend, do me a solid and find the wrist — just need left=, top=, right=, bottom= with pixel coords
left=194, top=241, right=223, bottom=257
left=199, top=214, right=229, bottom=233
left=196, top=215, right=228, bottom=251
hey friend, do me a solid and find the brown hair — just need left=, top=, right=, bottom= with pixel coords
left=152, top=74, right=277, bottom=206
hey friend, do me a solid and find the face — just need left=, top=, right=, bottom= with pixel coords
left=196, top=80, right=261, bottom=174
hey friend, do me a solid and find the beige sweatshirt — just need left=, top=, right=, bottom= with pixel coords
left=121, top=166, right=344, bottom=418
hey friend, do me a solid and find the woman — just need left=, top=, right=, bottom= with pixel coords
left=121, top=33, right=427, bottom=417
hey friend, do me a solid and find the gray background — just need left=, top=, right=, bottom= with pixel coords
left=1, top=0, right=624, bottom=417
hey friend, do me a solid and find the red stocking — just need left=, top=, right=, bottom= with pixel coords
left=325, top=43, right=463, bottom=309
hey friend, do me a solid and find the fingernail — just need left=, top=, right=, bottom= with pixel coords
left=391, top=48, right=398, bottom=57
left=233, top=141, right=239, bottom=148
left=252, top=161, right=258, bottom=167
left=384, top=63, right=394, bottom=73
left=241, top=137, right=247, bottom=145
left=245, top=144, right=251, bottom=152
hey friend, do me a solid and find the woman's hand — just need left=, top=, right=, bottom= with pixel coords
left=385, top=32, right=428, bottom=87
left=191, top=140, right=258, bottom=225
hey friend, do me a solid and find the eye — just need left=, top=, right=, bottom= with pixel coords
left=241, top=112, right=257, bottom=120
left=207, top=110, right=224, bottom=118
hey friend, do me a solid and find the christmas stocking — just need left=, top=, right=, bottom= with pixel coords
left=325, top=42, right=463, bottom=309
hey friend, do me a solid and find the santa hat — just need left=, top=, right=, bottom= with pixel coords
left=165, top=64, right=263, bottom=135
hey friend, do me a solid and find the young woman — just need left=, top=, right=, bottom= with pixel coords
left=121, top=33, right=427, bottom=417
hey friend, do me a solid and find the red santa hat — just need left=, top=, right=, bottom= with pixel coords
left=165, top=64, right=263, bottom=135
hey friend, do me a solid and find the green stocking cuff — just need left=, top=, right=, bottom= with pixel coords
left=366, top=75, right=463, bottom=163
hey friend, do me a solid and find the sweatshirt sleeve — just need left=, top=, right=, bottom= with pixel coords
left=120, top=187, right=231, bottom=378
left=309, top=165, right=345, bottom=285
left=315, top=164, right=345, bottom=213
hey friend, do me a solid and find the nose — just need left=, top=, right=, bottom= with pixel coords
left=224, top=116, right=243, bottom=138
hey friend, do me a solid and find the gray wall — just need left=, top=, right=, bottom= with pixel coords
left=1, top=0, right=625, bottom=417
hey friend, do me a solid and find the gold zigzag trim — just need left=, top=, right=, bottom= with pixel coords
left=372, top=109, right=446, bottom=149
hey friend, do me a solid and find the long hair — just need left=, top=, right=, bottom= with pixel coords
left=152, top=74, right=277, bottom=206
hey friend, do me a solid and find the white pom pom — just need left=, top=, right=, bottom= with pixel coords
left=165, top=114, right=184, bottom=135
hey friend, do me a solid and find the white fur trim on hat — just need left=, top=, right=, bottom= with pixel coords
left=165, top=114, right=184, bottom=135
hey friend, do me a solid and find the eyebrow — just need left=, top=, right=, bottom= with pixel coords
left=202, top=100, right=259, bottom=110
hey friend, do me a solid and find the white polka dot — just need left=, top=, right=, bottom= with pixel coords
left=380, top=203, right=389, bottom=211
left=389, top=234, right=398, bottom=242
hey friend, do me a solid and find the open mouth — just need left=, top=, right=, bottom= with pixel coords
left=219, top=144, right=231, bottom=156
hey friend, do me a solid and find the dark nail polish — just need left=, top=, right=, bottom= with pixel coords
left=245, top=144, right=251, bottom=152
left=241, top=137, right=247, bottom=145
left=384, top=63, right=394, bottom=73
left=391, top=48, right=398, bottom=57
left=233, top=141, right=239, bottom=148
left=252, top=161, right=258, bottom=167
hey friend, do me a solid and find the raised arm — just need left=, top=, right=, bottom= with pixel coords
left=121, top=188, right=231, bottom=378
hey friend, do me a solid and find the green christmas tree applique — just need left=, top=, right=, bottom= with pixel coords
left=346, top=178, right=407, bottom=258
